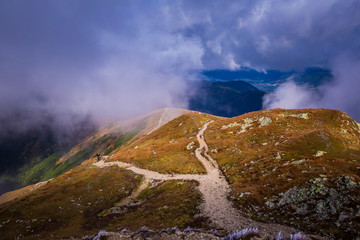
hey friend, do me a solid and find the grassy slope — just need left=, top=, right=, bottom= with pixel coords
left=111, top=112, right=219, bottom=174
left=0, top=163, right=142, bottom=239
left=101, top=180, right=205, bottom=232
left=205, top=108, right=360, bottom=238
left=0, top=162, right=204, bottom=239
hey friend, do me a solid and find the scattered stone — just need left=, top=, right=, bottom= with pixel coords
left=211, top=149, right=218, bottom=153
left=186, top=141, right=195, bottom=150
left=338, top=213, right=349, bottom=222
left=258, top=117, right=272, bottom=127
left=237, top=129, right=247, bottom=134
left=314, top=151, right=326, bottom=157
left=222, top=116, right=272, bottom=132
left=283, top=159, right=306, bottom=166
left=265, top=201, right=275, bottom=208
left=354, top=207, right=360, bottom=217
left=244, top=118, right=255, bottom=124
left=315, top=200, right=325, bottom=214
left=221, top=122, right=242, bottom=129
left=336, top=176, right=359, bottom=189
left=295, top=204, right=309, bottom=215
left=279, top=113, right=309, bottom=119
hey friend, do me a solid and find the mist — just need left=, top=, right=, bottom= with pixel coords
left=0, top=1, right=203, bottom=136
left=264, top=54, right=360, bottom=121
left=1, top=0, right=360, bottom=136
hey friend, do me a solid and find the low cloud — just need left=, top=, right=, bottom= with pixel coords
left=263, top=80, right=318, bottom=110
left=1, top=0, right=360, bottom=134
left=264, top=54, right=360, bottom=121
left=0, top=1, right=204, bottom=135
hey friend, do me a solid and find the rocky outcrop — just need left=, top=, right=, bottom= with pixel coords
left=266, top=175, right=360, bottom=216
left=263, top=175, right=360, bottom=238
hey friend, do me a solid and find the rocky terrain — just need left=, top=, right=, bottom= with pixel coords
left=0, top=108, right=359, bottom=239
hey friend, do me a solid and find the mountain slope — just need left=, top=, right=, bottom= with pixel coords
left=0, top=108, right=359, bottom=239
left=202, top=67, right=332, bottom=92
left=205, top=109, right=360, bottom=239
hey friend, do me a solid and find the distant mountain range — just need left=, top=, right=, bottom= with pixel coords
left=188, top=80, right=265, bottom=117
left=202, top=67, right=333, bottom=92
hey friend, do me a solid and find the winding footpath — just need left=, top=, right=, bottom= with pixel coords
left=94, top=122, right=303, bottom=236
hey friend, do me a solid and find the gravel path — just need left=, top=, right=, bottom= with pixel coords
left=94, top=122, right=305, bottom=236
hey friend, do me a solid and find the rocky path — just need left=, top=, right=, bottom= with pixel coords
left=94, top=122, right=302, bottom=236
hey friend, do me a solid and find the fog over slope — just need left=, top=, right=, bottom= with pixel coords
left=1, top=0, right=360, bottom=136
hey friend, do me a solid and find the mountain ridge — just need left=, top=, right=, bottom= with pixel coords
left=1, top=108, right=359, bottom=239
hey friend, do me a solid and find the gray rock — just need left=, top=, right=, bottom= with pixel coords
left=338, top=213, right=349, bottom=222
left=354, top=207, right=360, bottom=217
left=315, top=200, right=325, bottom=214
left=328, top=202, right=337, bottom=215
left=295, top=204, right=309, bottom=215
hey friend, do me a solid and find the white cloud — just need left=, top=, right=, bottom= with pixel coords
left=264, top=54, right=360, bottom=120
left=263, top=81, right=317, bottom=109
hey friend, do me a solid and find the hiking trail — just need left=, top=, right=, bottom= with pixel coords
left=94, top=122, right=302, bottom=236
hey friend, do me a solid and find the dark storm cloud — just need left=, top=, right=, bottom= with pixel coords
left=1, top=0, right=360, bottom=130
left=182, top=0, right=360, bottom=70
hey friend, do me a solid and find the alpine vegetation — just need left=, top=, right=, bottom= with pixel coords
left=275, top=231, right=309, bottom=240
left=224, top=228, right=259, bottom=240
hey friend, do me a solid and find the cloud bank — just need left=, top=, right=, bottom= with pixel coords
left=264, top=54, right=360, bottom=120
left=1, top=0, right=360, bottom=132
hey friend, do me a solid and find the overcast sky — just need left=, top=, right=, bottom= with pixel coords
left=1, top=0, right=360, bottom=127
